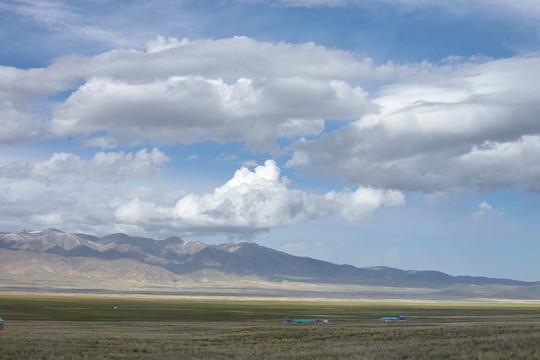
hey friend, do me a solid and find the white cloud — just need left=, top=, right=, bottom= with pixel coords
left=47, top=74, right=371, bottom=149
left=87, top=148, right=170, bottom=181
left=30, top=152, right=84, bottom=179
left=241, top=160, right=259, bottom=167
left=326, top=187, right=405, bottom=223
left=479, top=202, right=492, bottom=211
left=0, top=148, right=170, bottom=235
left=273, top=0, right=540, bottom=21
left=31, top=212, right=63, bottom=226
left=146, top=35, right=190, bottom=53
left=0, top=63, right=75, bottom=144
left=0, top=148, right=169, bottom=182
left=469, top=201, right=493, bottom=221
left=84, top=136, right=118, bottom=149
left=456, top=136, right=540, bottom=192
left=0, top=0, right=76, bottom=28
left=289, top=55, right=540, bottom=193
left=217, top=153, right=238, bottom=162
left=0, top=103, right=42, bottom=144
left=115, top=160, right=404, bottom=237
left=0, top=0, right=133, bottom=47
left=1, top=36, right=390, bottom=148
left=0, top=153, right=403, bottom=238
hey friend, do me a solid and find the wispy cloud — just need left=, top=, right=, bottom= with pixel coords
left=0, top=0, right=138, bottom=48
left=267, top=0, right=540, bottom=21
left=0, top=0, right=76, bottom=28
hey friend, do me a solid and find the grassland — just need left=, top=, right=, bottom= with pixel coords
left=1, top=293, right=539, bottom=359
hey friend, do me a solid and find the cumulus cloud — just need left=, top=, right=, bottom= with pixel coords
left=288, top=55, right=540, bottom=193
left=48, top=76, right=366, bottom=148
left=115, top=160, right=404, bottom=237
left=1, top=36, right=392, bottom=148
left=4, top=33, right=540, bottom=198
left=0, top=147, right=170, bottom=234
left=44, top=37, right=378, bottom=148
left=0, top=153, right=402, bottom=238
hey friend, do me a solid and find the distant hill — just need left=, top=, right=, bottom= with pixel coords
left=1, top=228, right=538, bottom=298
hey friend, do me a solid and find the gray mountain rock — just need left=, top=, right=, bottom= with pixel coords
left=0, top=228, right=534, bottom=289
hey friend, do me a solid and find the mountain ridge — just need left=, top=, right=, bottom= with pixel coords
left=0, top=229, right=537, bottom=298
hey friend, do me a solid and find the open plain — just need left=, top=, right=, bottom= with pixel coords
left=1, top=293, right=539, bottom=359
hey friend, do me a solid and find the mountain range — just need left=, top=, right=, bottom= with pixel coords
left=1, top=228, right=538, bottom=299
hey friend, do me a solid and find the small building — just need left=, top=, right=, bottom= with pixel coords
left=0, top=317, right=3, bottom=330
left=283, top=317, right=329, bottom=324
left=379, top=315, right=405, bottom=322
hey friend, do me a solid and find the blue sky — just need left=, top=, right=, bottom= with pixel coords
left=2, top=0, right=540, bottom=281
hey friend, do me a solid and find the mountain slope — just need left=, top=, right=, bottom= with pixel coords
left=0, top=229, right=535, bottom=290
left=0, top=248, right=181, bottom=283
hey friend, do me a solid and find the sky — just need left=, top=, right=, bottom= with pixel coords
left=1, top=0, right=540, bottom=281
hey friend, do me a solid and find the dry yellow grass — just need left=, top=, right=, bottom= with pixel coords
left=1, top=293, right=540, bottom=359
left=1, top=319, right=540, bottom=359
